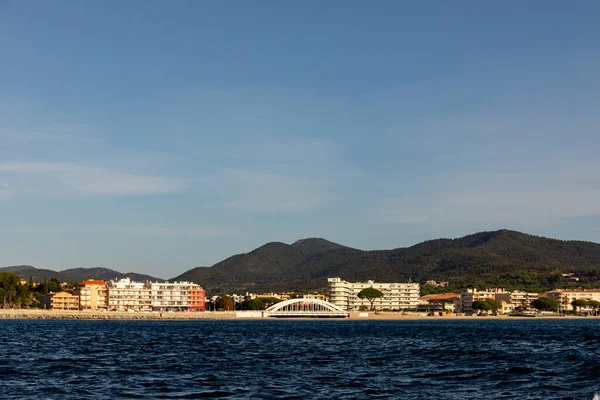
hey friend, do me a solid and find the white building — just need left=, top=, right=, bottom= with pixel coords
left=150, top=281, right=206, bottom=311
left=545, top=289, right=600, bottom=311
left=327, top=277, right=420, bottom=311
left=107, top=278, right=152, bottom=312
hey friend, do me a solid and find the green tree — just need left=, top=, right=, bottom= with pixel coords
left=357, top=287, right=384, bottom=310
left=472, top=300, right=492, bottom=313
left=531, top=297, right=560, bottom=311
left=216, top=295, right=234, bottom=311
left=0, top=272, right=22, bottom=307
left=571, top=299, right=589, bottom=312
left=561, top=296, right=570, bottom=313
left=587, top=300, right=600, bottom=315
left=485, top=299, right=503, bottom=314
left=243, top=298, right=264, bottom=310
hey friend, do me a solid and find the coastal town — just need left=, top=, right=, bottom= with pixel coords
left=2, top=273, right=600, bottom=318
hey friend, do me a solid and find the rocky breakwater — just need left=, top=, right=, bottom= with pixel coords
left=0, top=310, right=236, bottom=320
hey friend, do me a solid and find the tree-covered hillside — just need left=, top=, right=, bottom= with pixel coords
left=173, top=231, right=600, bottom=294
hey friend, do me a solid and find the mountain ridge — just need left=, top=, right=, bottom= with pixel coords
left=173, top=229, right=600, bottom=294
left=0, top=265, right=162, bottom=283
left=4, top=230, right=600, bottom=294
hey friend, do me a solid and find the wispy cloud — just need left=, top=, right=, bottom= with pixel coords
left=213, top=169, right=335, bottom=213
left=108, top=226, right=226, bottom=237
left=373, top=159, right=600, bottom=226
left=0, top=161, right=185, bottom=196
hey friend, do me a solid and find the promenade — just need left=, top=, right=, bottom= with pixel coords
left=1, top=309, right=598, bottom=320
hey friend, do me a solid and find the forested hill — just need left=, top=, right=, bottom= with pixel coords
left=173, top=231, right=600, bottom=294
left=0, top=265, right=161, bottom=283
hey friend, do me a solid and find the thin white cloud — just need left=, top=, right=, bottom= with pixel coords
left=214, top=169, right=335, bottom=213
left=373, top=158, right=600, bottom=226
left=0, top=161, right=185, bottom=196
left=108, top=226, right=226, bottom=237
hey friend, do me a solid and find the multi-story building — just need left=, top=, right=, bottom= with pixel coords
left=150, top=281, right=206, bottom=311
left=42, top=292, right=80, bottom=310
left=544, top=289, right=600, bottom=311
left=76, top=280, right=108, bottom=310
left=495, top=291, right=539, bottom=310
left=107, top=278, right=152, bottom=312
left=456, top=288, right=505, bottom=314
left=327, top=277, right=420, bottom=311
left=456, top=289, right=540, bottom=314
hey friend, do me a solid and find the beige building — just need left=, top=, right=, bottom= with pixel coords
left=327, top=277, right=420, bottom=311
left=424, top=280, right=449, bottom=288
left=302, top=294, right=328, bottom=302
left=107, top=278, right=152, bottom=312
left=418, top=293, right=459, bottom=312
left=44, top=292, right=79, bottom=310
left=456, top=288, right=505, bottom=314
left=544, top=289, right=600, bottom=311
left=77, top=280, right=108, bottom=310
left=456, top=289, right=540, bottom=314
left=495, top=291, right=539, bottom=310
left=244, top=293, right=292, bottom=301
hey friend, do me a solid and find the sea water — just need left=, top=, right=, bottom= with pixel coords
left=1, top=319, right=599, bottom=399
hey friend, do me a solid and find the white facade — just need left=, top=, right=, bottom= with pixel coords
left=107, top=278, right=152, bottom=312
left=150, top=281, right=203, bottom=310
left=327, top=277, right=420, bottom=311
left=107, top=278, right=206, bottom=312
left=545, top=289, right=600, bottom=311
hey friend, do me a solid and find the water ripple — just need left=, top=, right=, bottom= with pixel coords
left=1, top=319, right=600, bottom=399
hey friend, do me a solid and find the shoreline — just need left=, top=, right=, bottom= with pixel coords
left=1, top=309, right=599, bottom=321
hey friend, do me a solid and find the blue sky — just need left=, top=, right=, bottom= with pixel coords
left=1, top=1, right=599, bottom=278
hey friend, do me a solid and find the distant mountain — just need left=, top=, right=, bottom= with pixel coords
left=0, top=265, right=162, bottom=283
left=58, top=268, right=160, bottom=283
left=291, top=238, right=351, bottom=254
left=173, top=230, right=600, bottom=294
left=6, top=230, right=600, bottom=294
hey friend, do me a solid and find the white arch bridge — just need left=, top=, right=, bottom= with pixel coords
left=264, top=298, right=349, bottom=318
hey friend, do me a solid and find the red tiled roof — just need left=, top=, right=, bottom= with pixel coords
left=419, top=293, right=460, bottom=301
left=79, top=280, right=106, bottom=286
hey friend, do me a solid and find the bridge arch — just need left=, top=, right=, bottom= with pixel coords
left=265, top=298, right=348, bottom=318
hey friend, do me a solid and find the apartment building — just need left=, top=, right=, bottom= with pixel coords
left=44, top=292, right=79, bottom=310
left=456, top=288, right=505, bottom=314
left=456, top=288, right=540, bottom=314
left=327, top=277, right=420, bottom=311
left=150, top=281, right=206, bottom=311
left=495, top=291, right=539, bottom=309
left=107, top=278, right=152, bottom=312
left=544, top=289, right=600, bottom=311
left=76, top=280, right=108, bottom=310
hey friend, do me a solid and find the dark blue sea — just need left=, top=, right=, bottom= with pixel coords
left=1, top=319, right=599, bottom=399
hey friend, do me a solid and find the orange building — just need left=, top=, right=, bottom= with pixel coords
left=190, top=287, right=206, bottom=311
left=76, top=280, right=108, bottom=310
